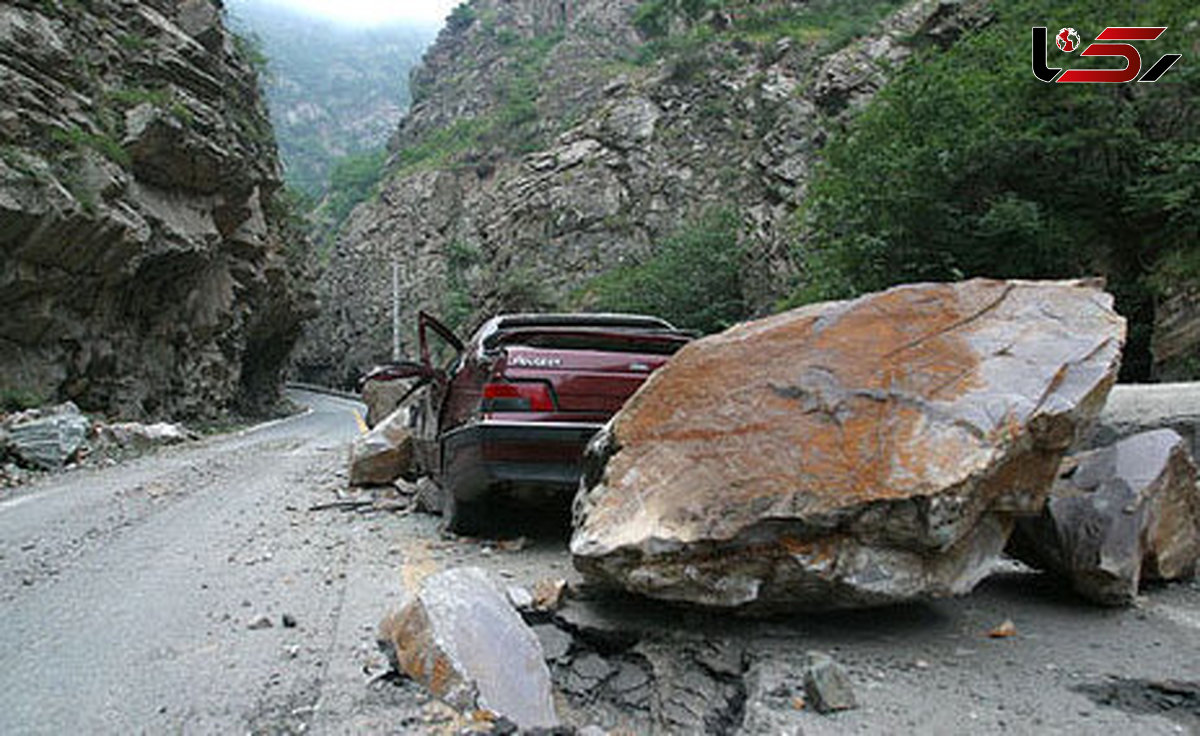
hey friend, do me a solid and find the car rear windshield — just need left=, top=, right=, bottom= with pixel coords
left=494, top=330, right=690, bottom=355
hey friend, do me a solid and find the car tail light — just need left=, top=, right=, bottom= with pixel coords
left=481, top=382, right=555, bottom=412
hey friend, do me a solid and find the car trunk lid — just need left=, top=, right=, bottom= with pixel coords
left=493, top=329, right=689, bottom=414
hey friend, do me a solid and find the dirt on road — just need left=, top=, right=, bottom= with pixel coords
left=0, top=390, right=1198, bottom=734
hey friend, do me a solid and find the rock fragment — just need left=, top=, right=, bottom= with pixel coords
left=349, top=405, right=416, bottom=486
left=572, top=279, right=1125, bottom=610
left=413, top=476, right=445, bottom=514
left=803, top=651, right=857, bottom=714
left=3, top=403, right=90, bottom=470
left=738, top=658, right=808, bottom=735
left=531, top=624, right=573, bottom=664
left=987, top=619, right=1017, bottom=639
left=376, top=567, right=557, bottom=729
left=506, top=585, right=534, bottom=611
left=530, top=579, right=567, bottom=612
left=1009, top=429, right=1200, bottom=605
left=95, top=421, right=194, bottom=450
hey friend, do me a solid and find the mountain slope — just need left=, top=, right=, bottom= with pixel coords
left=296, top=0, right=976, bottom=386
left=224, top=1, right=437, bottom=196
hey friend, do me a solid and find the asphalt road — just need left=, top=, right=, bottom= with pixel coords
left=2, top=390, right=1199, bottom=734
left=0, top=391, right=407, bottom=734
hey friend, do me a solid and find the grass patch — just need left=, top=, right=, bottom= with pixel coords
left=632, top=0, right=909, bottom=65
left=388, top=28, right=564, bottom=176
left=51, top=126, right=130, bottom=168
left=0, top=387, right=48, bottom=413
left=116, top=33, right=149, bottom=52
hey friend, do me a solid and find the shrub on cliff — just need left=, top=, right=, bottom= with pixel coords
left=581, top=208, right=746, bottom=334
left=790, top=0, right=1199, bottom=380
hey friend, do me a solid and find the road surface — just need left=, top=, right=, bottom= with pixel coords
left=1, top=390, right=1199, bottom=734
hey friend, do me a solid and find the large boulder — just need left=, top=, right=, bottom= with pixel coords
left=376, top=567, right=558, bottom=729
left=2, top=402, right=91, bottom=470
left=361, top=376, right=418, bottom=429
left=1008, top=429, right=1200, bottom=605
left=348, top=405, right=415, bottom=486
left=571, top=279, right=1125, bottom=611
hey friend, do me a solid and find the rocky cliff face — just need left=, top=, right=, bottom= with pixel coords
left=0, top=0, right=314, bottom=419
left=297, top=0, right=984, bottom=386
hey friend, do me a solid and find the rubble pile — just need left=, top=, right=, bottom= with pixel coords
left=94, top=421, right=195, bottom=450
left=1010, top=429, right=1200, bottom=605
left=0, top=403, right=198, bottom=489
left=572, top=279, right=1126, bottom=611
left=349, top=406, right=416, bottom=487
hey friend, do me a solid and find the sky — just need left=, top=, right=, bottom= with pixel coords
left=247, top=0, right=462, bottom=26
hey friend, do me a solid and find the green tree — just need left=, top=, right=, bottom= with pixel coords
left=791, top=0, right=1200, bottom=379
left=583, top=208, right=747, bottom=334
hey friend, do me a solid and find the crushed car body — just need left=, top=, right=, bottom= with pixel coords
left=360, top=312, right=692, bottom=534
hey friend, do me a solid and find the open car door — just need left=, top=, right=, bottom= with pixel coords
left=418, top=311, right=465, bottom=375
left=414, top=311, right=464, bottom=478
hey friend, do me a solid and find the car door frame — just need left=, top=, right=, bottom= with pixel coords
left=416, top=311, right=465, bottom=478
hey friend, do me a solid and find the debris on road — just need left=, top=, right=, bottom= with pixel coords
left=988, top=619, right=1017, bottom=639
left=93, top=421, right=195, bottom=450
left=530, top=578, right=567, bottom=612
left=506, top=585, right=534, bottom=611
left=248, top=614, right=273, bottom=630
left=496, top=537, right=529, bottom=553
left=803, top=651, right=858, bottom=714
left=309, top=482, right=415, bottom=515
left=531, top=624, right=573, bottom=664
left=0, top=462, right=28, bottom=488
left=2, top=402, right=91, bottom=471
left=349, top=406, right=416, bottom=486
left=412, top=476, right=445, bottom=515
left=376, top=567, right=558, bottom=729
left=1009, top=428, right=1200, bottom=605
left=308, top=499, right=376, bottom=512
left=572, top=279, right=1125, bottom=611
left=739, top=657, right=810, bottom=734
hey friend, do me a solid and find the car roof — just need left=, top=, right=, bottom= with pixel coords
left=492, top=313, right=678, bottom=331
left=472, top=313, right=684, bottom=346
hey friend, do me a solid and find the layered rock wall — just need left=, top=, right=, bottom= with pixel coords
left=0, top=0, right=313, bottom=418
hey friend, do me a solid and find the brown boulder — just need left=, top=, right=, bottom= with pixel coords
left=348, top=406, right=415, bottom=486
left=571, top=279, right=1125, bottom=610
left=376, top=567, right=558, bottom=729
left=361, top=375, right=419, bottom=428
left=1009, top=429, right=1200, bottom=605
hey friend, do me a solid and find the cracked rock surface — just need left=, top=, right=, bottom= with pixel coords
left=1010, top=429, right=1200, bottom=605
left=573, top=279, right=1126, bottom=611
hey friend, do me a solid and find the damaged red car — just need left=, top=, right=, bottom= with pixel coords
left=364, top=312, right=692, bottom=534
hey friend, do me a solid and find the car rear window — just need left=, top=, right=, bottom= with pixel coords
left=500, top=331, right=689, bottom=355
